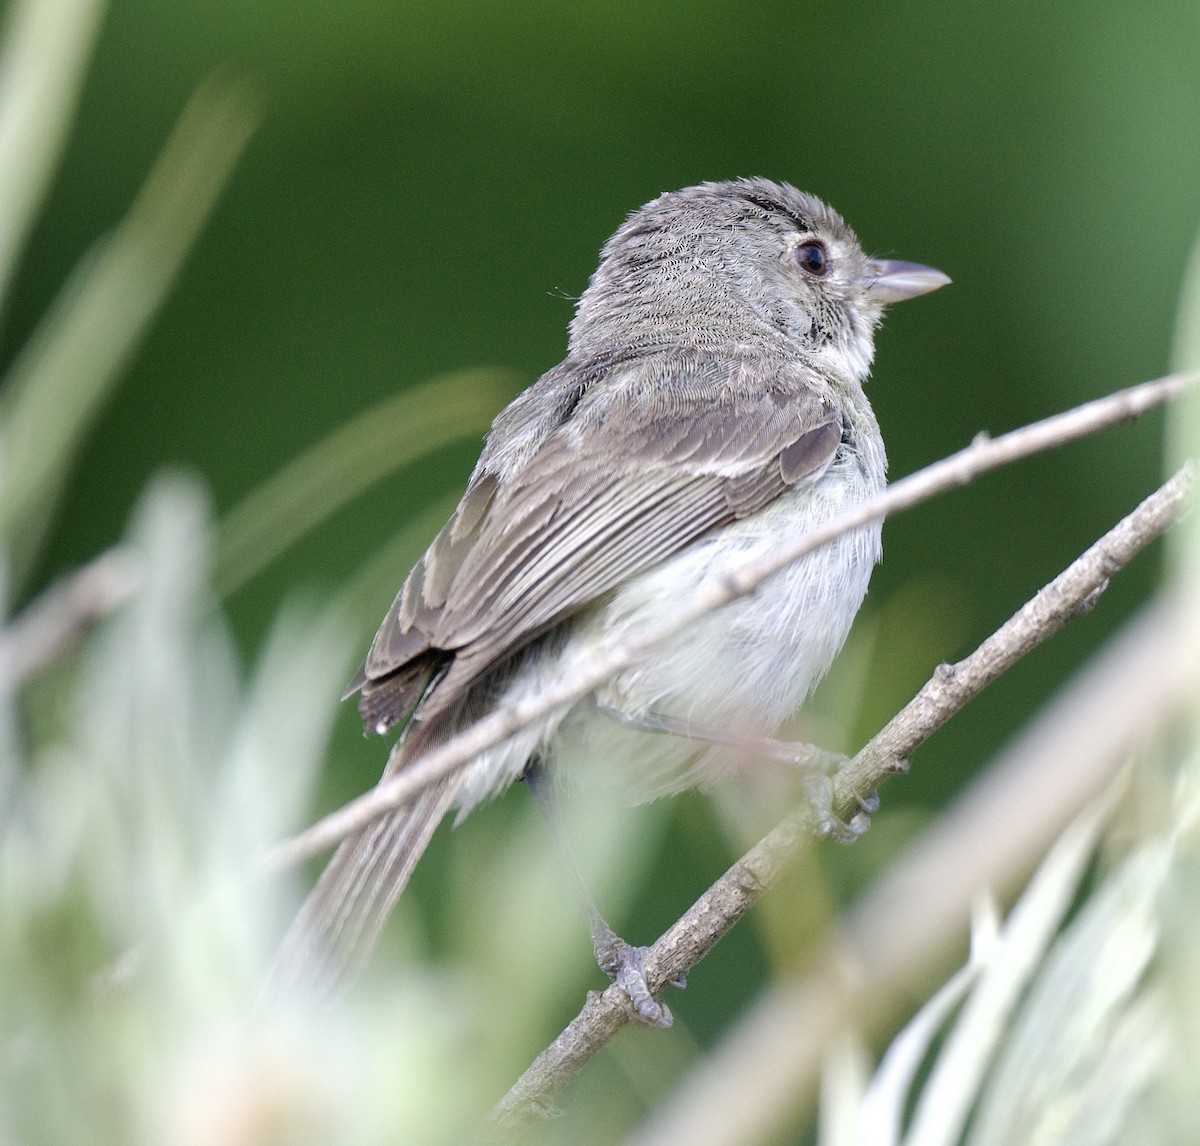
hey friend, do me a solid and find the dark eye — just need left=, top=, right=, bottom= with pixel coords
left=794, top=241, right=828, bottom=277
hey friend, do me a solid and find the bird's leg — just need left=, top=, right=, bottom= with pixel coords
left=598, top=704, right=877, bottom=842
left=521, top=763, right=682, bottom=1028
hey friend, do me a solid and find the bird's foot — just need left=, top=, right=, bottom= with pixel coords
left=786, top=745, right=879, bottom=842
left=598, top=703, right=879, bottom=842
left=594, top=930, right=685, bottom=1029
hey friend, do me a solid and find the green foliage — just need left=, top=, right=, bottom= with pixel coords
left=0, top=73, right=256, bottom=586
left=214, top=367, right=517, bottom=595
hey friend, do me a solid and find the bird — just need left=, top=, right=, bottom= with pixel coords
left=275, top=178, right=949, bottom=1021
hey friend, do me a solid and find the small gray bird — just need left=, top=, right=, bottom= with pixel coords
left=278, top=179, right=948, bottom=1017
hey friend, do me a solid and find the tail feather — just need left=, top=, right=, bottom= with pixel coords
left=271, top=768, right=463, bottom=994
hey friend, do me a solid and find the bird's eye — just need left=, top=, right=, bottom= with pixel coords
left=793, top=241, right=829, bottom=277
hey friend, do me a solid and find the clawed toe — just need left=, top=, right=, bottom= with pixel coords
left=595, top=934, right=679, bottom=1028
left=804, top=770, right=875, bottom=844
left=857, top=788, right=881, bottom=815
left=815, top=808, right=871, bottom=843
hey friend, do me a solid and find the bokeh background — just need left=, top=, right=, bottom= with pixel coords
left=3, top=1, right=1199, bottom=1143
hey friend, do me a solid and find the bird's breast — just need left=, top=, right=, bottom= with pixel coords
left=596, top=453, right=883, bottom=735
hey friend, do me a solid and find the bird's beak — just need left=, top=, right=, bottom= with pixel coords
left=866, top=259, right=951, bottom=303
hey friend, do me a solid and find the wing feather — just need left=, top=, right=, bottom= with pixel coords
left=355, top=354, right=843, bottom=733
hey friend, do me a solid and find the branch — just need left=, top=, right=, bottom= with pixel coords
left=490, top=464, right=1193, bottom=1127
left=623, top=594, right=1196, bottom=1146
left=0, top=546, right=140, bottom=688
left=260, top=372, right=1195, bottom=876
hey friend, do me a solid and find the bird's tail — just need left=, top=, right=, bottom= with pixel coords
left=270, top=762, right=463, bottom=995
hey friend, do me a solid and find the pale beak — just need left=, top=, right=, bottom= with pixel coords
left=866, top=259, right=951, bottom=303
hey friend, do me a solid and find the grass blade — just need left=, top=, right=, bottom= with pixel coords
left=213, top=367, right=515, bottom=595
left=0, top=78, right=257, bottom=584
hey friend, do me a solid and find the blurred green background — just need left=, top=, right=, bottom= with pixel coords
left=3, top=0, right=1199, bottom=1140
left=15, top=0, right=1199, bottom=773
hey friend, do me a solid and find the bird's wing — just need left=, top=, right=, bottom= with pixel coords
left=355, top=355, right=844, bottom=732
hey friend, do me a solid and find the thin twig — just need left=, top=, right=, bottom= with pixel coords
left=490, top=465, right=1193, bottom=1127
left=0, top=546, right=140, bottom=688
left=260, top=373, right=1194, bottom=876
